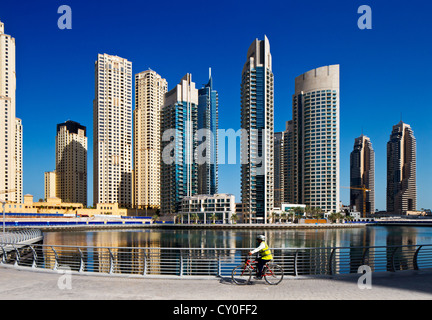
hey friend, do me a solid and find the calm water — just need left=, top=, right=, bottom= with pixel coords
left=42, top=226, right=432, bottom=249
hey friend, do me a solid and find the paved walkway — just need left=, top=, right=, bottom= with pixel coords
left=1, top=265, right=432, bottom=300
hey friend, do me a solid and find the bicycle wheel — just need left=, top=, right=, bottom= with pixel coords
left=231, top=265, right=252, bottom=285
left=264, top=264, right=284, bottom=285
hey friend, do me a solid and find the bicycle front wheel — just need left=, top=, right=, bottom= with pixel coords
left=264, top=264, right=284, bottom=285
left=231, top=265, right=252, bottom=285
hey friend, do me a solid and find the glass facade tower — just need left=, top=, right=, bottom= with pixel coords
left=161, top=74, right=198, bottom=215
left=240, top=36, right=274, bottom=223
left=197, top=69, right=218, bottom=195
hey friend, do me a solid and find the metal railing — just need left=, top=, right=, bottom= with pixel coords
left=1, top=243, right=431, bottom=278
left=0, top=229, right=43, bottom=245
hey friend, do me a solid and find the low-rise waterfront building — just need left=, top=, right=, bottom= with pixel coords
left=180, top=194, right=235, bottom=224
left=3, top=194, right=151, bottom=218
left=3, top=194, right=83, bottom=214
left=271, top=203, right=307, bottom=223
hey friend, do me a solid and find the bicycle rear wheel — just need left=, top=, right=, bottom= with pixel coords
left=231, top=265, right=252, bottom=285
left=264, top=264, right=284, bottom=285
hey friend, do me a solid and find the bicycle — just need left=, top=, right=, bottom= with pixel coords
left=231, top=257, right=284, bottom=285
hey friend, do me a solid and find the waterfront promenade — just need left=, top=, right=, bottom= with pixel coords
left=1, top=265, right=432, bottom=300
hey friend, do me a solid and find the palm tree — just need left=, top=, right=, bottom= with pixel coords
left=293, top=207, right=304, bottom=223
left=191, top=213, right=199, bottom=224
left=345, top=214, right=354, bottom=222
left=287, top=208, right=295, bottom=222
left=281, top=212, right=287, bottom=224
left=230, top=213, right=238, bottom=224
left=210, top=213, right=217, bottom=224
left=312, top=207, right=322, bottom=219
left=175, top=213, right=183, bottom=224
left=328, top=212, right=343, bottom=223
left=270, top=211, right=277, bottom=223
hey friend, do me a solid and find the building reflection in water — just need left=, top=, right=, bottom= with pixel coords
left=386, top=226, right=417, bottom=271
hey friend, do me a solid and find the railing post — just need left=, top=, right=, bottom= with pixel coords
left=390, top=247, right=399, bottom=272
left=0, top=246, right=5, bottom=264
left=143, top=251, right=147, bottom=276
left=13, top=245, right=20, bottom=267
left=413, top=246, right=423, bottom=271
left=179, top=251, right=183, bottom=277
left=51, top=246, right=59, bottom=271
left=362, top=247, right=370, bottom=267
left=108, top=248, right=114, bottom=274
left=294, top=250, right=299, bottom=276
left=29, top=245, right=37, bottom=268
left=217, top=255, right=221, bottom=277
left=328, top=248, right=336, bottom=275
left=78, top=248, right=84, bottom=272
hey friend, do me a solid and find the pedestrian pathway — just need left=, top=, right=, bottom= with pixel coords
left=0, top=265, right=431, bottom=300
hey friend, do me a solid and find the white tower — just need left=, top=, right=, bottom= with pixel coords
left=0, top=20, right=22, bottom=203
left=291, top=65, right=340, bottom=213
left=93, top=54, right=133, bottom=207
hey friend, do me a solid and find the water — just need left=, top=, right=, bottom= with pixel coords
left=42, top=225, right=432, bottom=249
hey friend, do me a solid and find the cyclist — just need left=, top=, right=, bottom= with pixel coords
left=248, top=235, right=273, bottom=279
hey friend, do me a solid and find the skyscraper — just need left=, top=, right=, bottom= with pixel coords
left=283, top=120, right=294, bottom=205
left=274, top=120, right=295, bottom=208
left=44, top=171, right=56, bottom=200
left=291, top=65, right=340, bottom=213
left=197, top=69, right=218, bottom=195
left=240, top=36, right=274, bottom=223
left=93, top=54, right=133, bottom=207
left=161, top=74, right=198, bottom=215
left=0, top=20, right=22, bottom=203
left=15, top=118, right=22, bottom=203
left=387, top=121, right=417, bottom=214
left=56, top=120, right=87, bottom=205
left=350, top=135, right=375, bottom=215
left=133, top=69, right=168, bottom=210
left=274, top=131, right=284, bottom=208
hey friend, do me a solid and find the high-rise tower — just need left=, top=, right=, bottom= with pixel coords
left=240, top=36, right=274, bottom=223
left=291, top=65, right=340, bottom=213
left=197, top=69, right=218, bottom=195
left=134, top=69, right=167, bottom=210
left=0, top=20, right=22, bottom=203
left=161, top=74, right=198, bottom=215
left=283, top=120, right=294, bottom=205
left=387, top=121, right=416, bottom=214
left=274, top=131, right=284, bottom=208
left=93, top=54, right=132, bottom=207
left=350, top=135, right=375, bottom=215
left=56, top=120, right=87, bottom=205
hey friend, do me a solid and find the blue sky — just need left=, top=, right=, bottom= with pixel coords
left=2, top=0, right=432, bottom=210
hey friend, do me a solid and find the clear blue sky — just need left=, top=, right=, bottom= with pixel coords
left=2, top=0, right=432, bottom=210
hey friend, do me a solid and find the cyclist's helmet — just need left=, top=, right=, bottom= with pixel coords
left=257, top=235, right=266, bottom=241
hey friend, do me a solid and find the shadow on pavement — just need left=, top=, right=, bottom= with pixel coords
left=305, top=269, right=432, bottom=296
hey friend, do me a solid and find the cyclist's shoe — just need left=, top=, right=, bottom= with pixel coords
left=253, top=276, right=263, bottom=280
